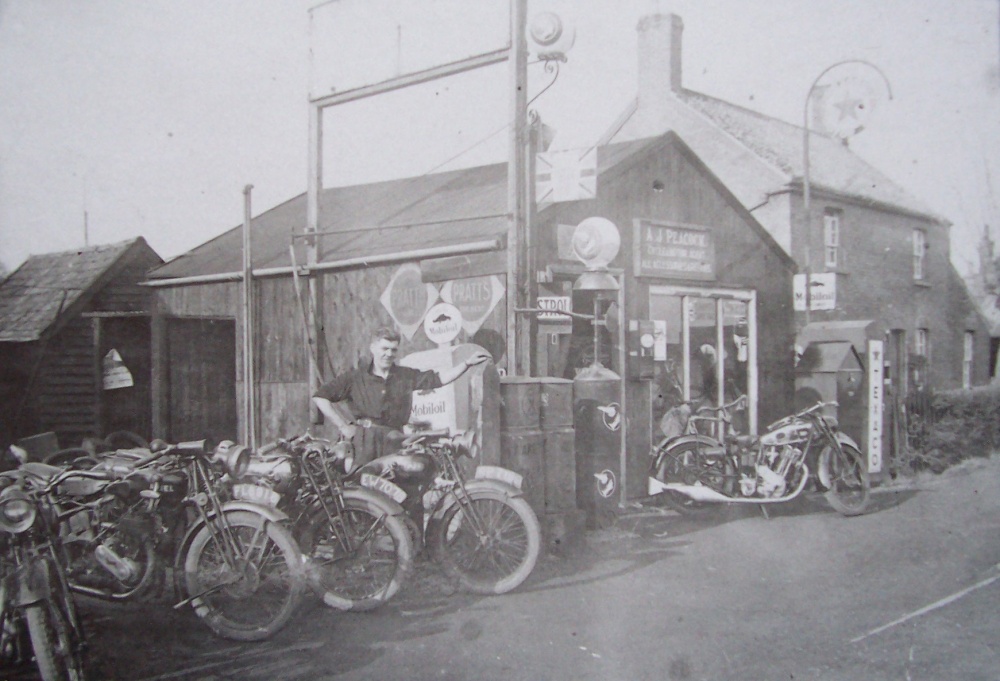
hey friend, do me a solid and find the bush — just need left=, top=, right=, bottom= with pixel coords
left=904, top=383, right=1000, bottom=473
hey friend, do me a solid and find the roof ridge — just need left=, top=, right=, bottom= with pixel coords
left=24, top=236, right=139, bottom=261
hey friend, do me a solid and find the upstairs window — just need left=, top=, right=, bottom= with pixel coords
left=963, top=331, right=974, bottom=389
left=823, top=210, right=841, bottom=268
left=913, top=229, right=926, bottom=280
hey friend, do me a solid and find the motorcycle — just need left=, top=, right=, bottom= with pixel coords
left=232, top=433, right=414, bottom=611
left=648, top=400, right=871, bottom=516
left=36, top=439, right=306, bottom=641
left=353, top=426, right=542, bottom=595
left=0, top=466, right=89, bottom=681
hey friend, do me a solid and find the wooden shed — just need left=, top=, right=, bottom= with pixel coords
left=146, top=131, right=796, bottom=502
left=0, top=238, right=163, bottom=449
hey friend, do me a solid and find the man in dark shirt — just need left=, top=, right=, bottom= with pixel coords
left=312, top=326, right=490, bottom=466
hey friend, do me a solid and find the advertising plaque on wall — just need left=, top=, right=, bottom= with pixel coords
left=633, top=219, right=716, bottom=281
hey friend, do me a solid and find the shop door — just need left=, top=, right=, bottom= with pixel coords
left=166, top=318, right=237, bottom=443
left=649, top=287, right=757, bottom=440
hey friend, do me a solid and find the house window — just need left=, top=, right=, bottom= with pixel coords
left=823, top=211, right=840, bottom=268
left=913, top=229, right=926, bottom=280
left=963, top=331, right=974, bottom=389
left=914, top=328, right=929, bottom=357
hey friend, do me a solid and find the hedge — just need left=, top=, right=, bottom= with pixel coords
left=904, top=383, right=1000, bottom=474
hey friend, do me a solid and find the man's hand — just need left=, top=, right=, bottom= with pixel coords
left=438, top=350, right=494, bottom=386
left=463, top=350, right=492, bottom=368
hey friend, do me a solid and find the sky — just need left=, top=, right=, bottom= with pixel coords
left=1, top=0, right=998, bottom=276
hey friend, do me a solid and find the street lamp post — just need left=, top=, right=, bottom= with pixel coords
left=801, top=60, right=893, bottom=319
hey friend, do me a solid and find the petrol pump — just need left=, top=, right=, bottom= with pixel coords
left=795, top=320, right=886, bottom=477
left=568, top=217, right=625, bottom=529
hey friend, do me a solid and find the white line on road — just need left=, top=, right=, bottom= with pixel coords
left=850, top=566, right=1000, bottom=643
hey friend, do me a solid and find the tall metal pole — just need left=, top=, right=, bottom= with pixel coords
left=506, top=0, right=528, bottom=375
left=242, top=184, right=257, bottom=449
left=306, top=103, right=323, bottom=424
left=802, top=60, right=892, bottom=323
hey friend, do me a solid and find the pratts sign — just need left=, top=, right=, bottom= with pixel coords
left=633, top=219, right=716, bottom=281
left=440, top=275, right=504, bottom=335
left=380, top=263, right=439, bottom=340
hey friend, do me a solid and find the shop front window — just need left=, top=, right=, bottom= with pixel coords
left=649, top=287, right=756, bottom=443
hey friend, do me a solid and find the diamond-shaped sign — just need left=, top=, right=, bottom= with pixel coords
left=380, top=263, right=439, bottom=340
left=440, top=275, right=504, bottom=335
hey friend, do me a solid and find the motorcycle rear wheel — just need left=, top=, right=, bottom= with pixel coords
left=650, top=440, right=734, bottom=516
left=432, top=490, right=540, bottom=595
left=299, top=497, right=414, bottom=612
left=181, top=510, right=304, bottom=641
left=820, top=444, right=870, bottom=516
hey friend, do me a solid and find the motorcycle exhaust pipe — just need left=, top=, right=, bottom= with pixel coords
left=650, top=466, right=810, bottom=505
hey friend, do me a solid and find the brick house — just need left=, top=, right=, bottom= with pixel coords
left=599, top=10, right=992, bottom=396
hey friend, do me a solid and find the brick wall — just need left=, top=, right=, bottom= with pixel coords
left=791, top=194, right=991, bottom=390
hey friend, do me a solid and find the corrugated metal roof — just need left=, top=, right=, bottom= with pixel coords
left=150, top=138, right=659, bottom=281
left=0, top=239, right=140, bottom=342
left=679, top=91, right=940, bottom=220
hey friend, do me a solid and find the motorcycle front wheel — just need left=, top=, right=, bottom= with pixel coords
left=820, top=443, right=870, bottom=516
left=431, top=489, right=540, bottom=595
left=650, top=440, right=734, bottom=516
left=299, top=496, right=414, bottom=612
left=181, top=510, right=304, bottom=641
left=24, top=600, right=86, bottom=681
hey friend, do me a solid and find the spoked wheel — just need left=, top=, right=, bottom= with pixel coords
left=650, top=441, right=733, bottom=516
left=181, top=510, right=304, bottom=641
left=24, top=599, right=86, bottom=681
left=820, top=444, right=870, bottom=516
left=300, top=497, right=414, bottom=612
left=433, top=490, right=540, bottom=595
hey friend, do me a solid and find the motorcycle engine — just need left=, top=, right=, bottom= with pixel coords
left=754, top=444, right=806, bottom=498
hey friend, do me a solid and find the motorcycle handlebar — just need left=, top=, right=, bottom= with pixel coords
left=796, top=401, right=838, bottom=418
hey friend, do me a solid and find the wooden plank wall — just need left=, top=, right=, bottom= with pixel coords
left=36, top=318, right=96, bottom=448
left=155, top=262, right=511, bottom=446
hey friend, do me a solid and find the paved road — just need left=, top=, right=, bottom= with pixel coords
left=75, top=454, right=1000, bottom=680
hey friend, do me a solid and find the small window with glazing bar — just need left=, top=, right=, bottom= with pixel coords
left=913, top=229, right=926, bottom=280
left=823, top=210, right=841, bottom=269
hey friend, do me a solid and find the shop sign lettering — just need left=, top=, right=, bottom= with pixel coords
left=537, top=296, right=571, bottom=322
left=634, top=219, right=715, bottom=281
left=424, top=302, right=463, bottom=345
left=440, top=275, right=504, bottom=335
left=867, top=340, right=884, bottom=473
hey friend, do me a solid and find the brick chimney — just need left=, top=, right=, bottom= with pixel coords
left=635, top=11, right=684, bottom=130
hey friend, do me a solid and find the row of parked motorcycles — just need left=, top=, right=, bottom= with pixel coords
left=1, top=425, right=541, bottom=680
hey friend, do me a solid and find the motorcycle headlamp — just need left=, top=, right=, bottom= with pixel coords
left=328, top=440, right=355, bottom=474
left=451, top=430, right=479, bottom=460
left=211, top=441, right=250, bottom=478
left=0, top=487, right=36, bottom=534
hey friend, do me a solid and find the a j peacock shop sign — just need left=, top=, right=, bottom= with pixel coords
left=633, top=219, right=716, bottom=281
